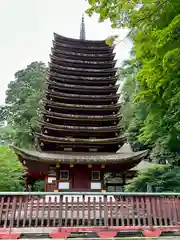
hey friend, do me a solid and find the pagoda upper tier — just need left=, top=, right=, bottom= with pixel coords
left=37, top=33, right=122, bottom=153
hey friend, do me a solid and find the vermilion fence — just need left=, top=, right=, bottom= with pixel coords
left=0, top=192, right=180, bottom=238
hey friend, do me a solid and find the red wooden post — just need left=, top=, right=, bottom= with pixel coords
left=58, top=195, right=63, bottom=227
left=0, top=197, right=4, bottom=224
left=22, top=196, right=28, bottom=228
left=47, top=197, right=51, bottom=227
left=35, top=196, right=40, bottom=227
left=115, top=197, right=119, bottom=226
left=87, top=197, right=91, bottom=226
left=131, top=196, right=135, bottom=226
left=176, top=196, right=180, bottom=222
left=136, top=196, right=141, bottom=226
left=93, top=197, right=96, bottom=226
left=4, top=197, right=10, bottom=228
left=99, top=197, right=102, bottom=226
left=16, top=196, right=23, bottom=228
left=145, top=196, right=152, bottom=226
left=151, top=196, right=157, bottom=226
left=53, top=196, right=57, bottom=227
left=123, top=196, right=128, bottom=226
left=41, top=197, right=45, bottom=227
left=70, top=197, right=74, bottom=227
left=65, top=197, right=68, bottom=227
left=172, top=196, right=178, bottom=225
left=76, top=196, right=80, bottom=226
left=28, top=196, right=34, bottom=227
left=104, top=195, right=108, bottom=226
left=82, top=195, right=85, bottom=226
left=109, top=196, right=113, bottom=226
left=140, top=196, right=146, bottom=226
left=9, top=196, right=17, bottom=229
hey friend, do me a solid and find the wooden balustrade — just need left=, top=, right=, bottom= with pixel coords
left=0, top=192, right=179, bottom=229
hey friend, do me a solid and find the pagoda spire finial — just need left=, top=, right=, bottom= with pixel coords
left=80, top=14, right=86, bottom=40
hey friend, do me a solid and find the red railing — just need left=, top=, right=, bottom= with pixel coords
left=0, top=192, right=179, bottom=229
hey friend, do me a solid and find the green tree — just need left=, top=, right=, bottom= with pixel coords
left=87, top=0, right=180, bottom=164
left=0, top=146, right=24, bottom=191
left=125, top=165, right=180, bottom=192
left=0, top=61, right=47, bottom=148
left=120, top=59, right=148, bottom=151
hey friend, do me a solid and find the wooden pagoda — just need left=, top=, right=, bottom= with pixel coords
left=13, top=17, right=148, bottom=192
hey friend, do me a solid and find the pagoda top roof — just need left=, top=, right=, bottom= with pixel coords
left=12, top=145, right=148, bottom=164
left=54, top=33, right=111, bottom=46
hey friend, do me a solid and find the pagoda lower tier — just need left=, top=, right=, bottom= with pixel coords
left=13, top=145, right=148, bottom=192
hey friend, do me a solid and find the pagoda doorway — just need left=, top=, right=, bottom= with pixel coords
left=71, top=166, right=90, bottom=191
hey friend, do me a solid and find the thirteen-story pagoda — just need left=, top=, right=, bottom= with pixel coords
left=13, top=16, right=148, bottom=192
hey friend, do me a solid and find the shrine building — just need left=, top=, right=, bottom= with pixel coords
left=13, top=16, right=148, bottom=192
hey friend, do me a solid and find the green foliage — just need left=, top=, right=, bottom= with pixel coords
left=0, top=62, right=47, bottom=148
left=33, top=180, right=45, bottom=192
left=0, top=146, right=24, bottom=191
left=125, top=165, right=180, bottom=192
left=87, top=0, right=180, bottom=164
left=86, top=0, right=139, bottom=28
left=120, top=60, right=148, bottom=151
left=105, top=35, right=119, bottom=46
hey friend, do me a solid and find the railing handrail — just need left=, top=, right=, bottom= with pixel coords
left=0, top=191, right=180, bottom=196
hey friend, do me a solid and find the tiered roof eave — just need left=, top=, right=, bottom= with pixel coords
left=44, top=90, right=120, bottom=101
left=48, top=71, right=118, bottom=82
left=36, top=133, right=126, bottom=145
left=43, top=99, right=121, bottom=111
left=41, top=110, right=121, bottom=122
left=50, top=55, right=117, bottom=69
left=51, top=48, right=115, bottom=61
left=53, top=41, right=114, bottom=53
left=39, top=121, right=122, bottom=133
left=53, top=32, right=112, bottom=46
left=46, top=79, right=119, bottom=91
left=49, top=62, right=117, bottom=77
left=12, top=145, right=148, bottom=165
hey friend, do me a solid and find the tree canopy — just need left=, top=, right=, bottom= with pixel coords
left=125, top=165, right=180, bottom=192
left=0, top=61, right=47, bottom=148
left=86, top=0, right=180, bottom=191
left=0, top=146, right=24, bottom=191
left=87, top=0, right=180, bottom=164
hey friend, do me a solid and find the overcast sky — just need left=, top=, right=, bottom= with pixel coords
left=0, top=0, right=132, bottom=105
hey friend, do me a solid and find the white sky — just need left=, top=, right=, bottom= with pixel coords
left=0, top=0, right=132, bottom=105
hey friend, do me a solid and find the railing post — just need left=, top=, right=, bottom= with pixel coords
left=104, top=195, right=108, bottom=226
